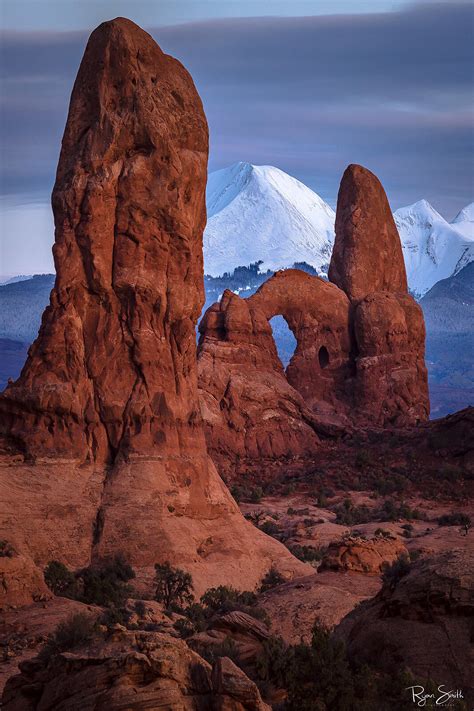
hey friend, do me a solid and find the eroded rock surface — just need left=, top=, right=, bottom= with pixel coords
left=320, top=536, right=407, bottom=574
left=0, top=17, right=307, bottom=600
left=198, top=286, right=323, bottom=471
left=2, top=630, right=270, bottom=710
left=335, top=550, right=474, bottom=703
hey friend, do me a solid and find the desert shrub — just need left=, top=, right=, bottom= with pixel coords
left=285, top=623, right=356, bottom=711
left=245, top=510, right=264, bottom=526
left=39, top=613, right=95, bottom=663
left=317, top=493, right=327, bottom=507
left=374, top=528, right=392, bottom=539
left=250, top=486, right=264, bottom=503
left=134, top=600, right=146, bottom=618
left=174, top=617, right=196, bottom=638
left=438, top=512, right=471, bottom=529
left=194, top=636, right=241, bottom=666
left=44, top=556, right=135, bottom=607
left=80, top=555, right=135, bottom=607
left=380, top=500, right=420, bottom=522
left=335, top=499, right=373, bottom=525
left=355, top=450, right=372, bottom=468
left=99, top=606, right=132, bottom=628
left=289, top=544, right=324, bottom=563
left=253, top=621, right=451, bottom=711
left=259, top=566, right=284, bottom=593
left=201, top=585, right=256, bottom=612
left=230, top=485, right=243, bottom=503
left=200, top=585, right=268, bottom=625
left=255, top=635, right=289, bottom=688
left=381, top=499, right=398, bottom=521
left=0, top=540, right=14, bottom=557
left=182, top=602, right=208, bottom=631
left=260, top=520, right=281, bottom=538
left=230, top=484, right=263, bottom=503
left=154, top=562, right=194, bottom=609
left=44, top=560, right=77, bottom=597
left=382, top=554, right=411, bottom=590
left=438, top=465, right=463, bottom=482
left=375, top=473, right=410, bottom=496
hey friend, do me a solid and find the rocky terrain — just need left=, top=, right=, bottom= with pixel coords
left=0, top=15, right=472, bottom=711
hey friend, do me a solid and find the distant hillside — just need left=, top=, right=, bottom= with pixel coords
left=0, top=274, right=54, bottom=342
left=420, top=261, right=474, bottom=333
left=420, top=263, right=474, bottom=417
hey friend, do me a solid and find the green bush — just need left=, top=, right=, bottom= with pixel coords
left=230, top=484, right=263, bottom=503
left=134, top=600, right=146, bottom=618
left=260, top=566, right=285, bottom=593
left=374, top=528, right=392, bottom=539
left=193, top=636, right=241, bottom=666
left=355, top=450, right=372, bottom=468
left=335, top=499, right=373, bottom=525
left=80, top=555, right=135, bottom=607
left=39, top=613, right=96, bottom=663
left=44, top=556, right=135, bottom=608
left=374, top=473, right=410, bottom=496
left=173, top=617, right=196, bottom=638
left=44, top=560, right=77, bottom=597
left=289, top=544, right=324, bottom=563
left=99, top=606, right=132, bottom=628
left=380, top=500, right=421, bottom=523
left=260, top=520, right=281, bottom=538
left=382, top=554, right=411, bottom=590
left=154, top=561, right=194, bottom=609
left=438, top=513, right=471, bottom=529
left=201, top=585, right=256, bottom=612
left=200, top=585, right=268, bottom=625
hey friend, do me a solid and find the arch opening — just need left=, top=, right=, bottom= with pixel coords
left=318, top=345, right=330, bottom=369
left=269, top=315, right=297, bottom=368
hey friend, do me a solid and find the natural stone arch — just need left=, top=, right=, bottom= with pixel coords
left=247, top=270, right=352, bottom=413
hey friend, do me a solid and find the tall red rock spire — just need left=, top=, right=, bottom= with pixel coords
left=1, top=17, right=209, bottom=464
left=0, top=18, right=308, bottom=595
left=329, top=164, right=408, bottom=301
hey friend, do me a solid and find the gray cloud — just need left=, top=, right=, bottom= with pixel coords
left=0, top=2, right=473, bottom=219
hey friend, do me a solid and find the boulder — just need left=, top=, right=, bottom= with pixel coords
left=320, top=536, right=407, bottom=574
left=0, top=552, right=50, bottom=610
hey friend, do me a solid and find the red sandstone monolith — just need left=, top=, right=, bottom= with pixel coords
left=329, top=164, right=408, bottom=301
left=0, top=18, right=308, bottom=598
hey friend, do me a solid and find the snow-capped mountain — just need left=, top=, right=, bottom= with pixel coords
left=451, top=201, right=474, bottom=239
left=204, top=163, right=474, bottom=297
left=394, top=200, right=474, bottom=298
left=204, top=162, right=335, bottom=277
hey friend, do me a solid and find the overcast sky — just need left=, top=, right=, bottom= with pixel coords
left=1, top=0, right=473, bottom=274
